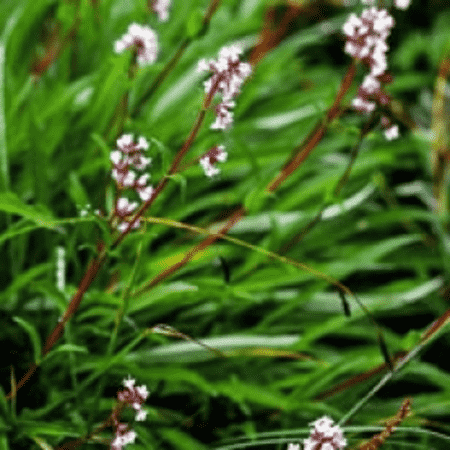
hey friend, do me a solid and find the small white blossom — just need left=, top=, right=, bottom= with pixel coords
left=352, top=96, right=376, bottom=114
left=200, top=145, right=227, bottom=178
left=211, top=101, right=235, bottom=130
left=394, top=0, right=411, bottom=9
left=287, top=444, right=300, bottom=450
left=151, top=0, right=171, bottom=22
left=116, top=197, right=138, bottom=216
left=303, top=416, right=347, bottom=450
left=117, top=134, right=134, bottom=151
left=114, top=23, right=159, bottom=66
left=361, top=74, right=380, bottom=94
left=137, top=136, right=150, bottom=151
left=136, top=409, right=147, bottom=421
left=384, top=124, right=399, bottom=140
left=111, top=428, right=137, bottom=450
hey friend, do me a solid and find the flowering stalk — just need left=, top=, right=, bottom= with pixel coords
left=55, top=376, right=149, bottom=450
left=110, top=377, right=149, bottom=449
left=343, top=0, right=412, bottom=140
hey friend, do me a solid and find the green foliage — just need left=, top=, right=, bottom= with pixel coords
left=1, top=0, right=450, bottom=449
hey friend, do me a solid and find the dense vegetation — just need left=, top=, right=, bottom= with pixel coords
left=1, top=0, right=450, bottom=448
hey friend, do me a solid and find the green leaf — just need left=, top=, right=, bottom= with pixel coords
left=186, top=7, right=204, bottom=38
left=0, top=192, right=56, bottom=228
left=12, top=316, right=42, bottom=363
left=0, top=434, right=10, bottom=450
left=1, top=263, right=53, bottom=304
left=68, top=172, right=90, bottom=210
left=45, top=344, right=89, bottom=359
left=159, top=428, right=208, bottom=450
left=0, top=385, right=9, bottom=419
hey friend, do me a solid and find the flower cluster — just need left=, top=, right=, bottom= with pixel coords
left=110, top=134, right=154, bottom=233
left=197, top=45, right=252, bottom=130
left=286, top=416, right=347, bottom=450
left=196, top=45, right=251, bottom=177
left=151, top=0, right=171, bottom=22
left=343, top=0, right=411, bottom=140
left=304, top=416, right=347, bottom=450
left=110, top=376, right=149, bottom=450
left=114, top=23, right=159, bottom=66
left=200, top=145, right=228, bottom=178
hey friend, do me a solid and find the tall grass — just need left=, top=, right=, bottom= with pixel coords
left=1, top=0, right=450, bottom=449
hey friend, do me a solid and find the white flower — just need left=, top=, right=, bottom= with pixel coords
left=361, top=74, right=380, bottom=94
left=211, top=101, right=235, bottom=130
left=114, top=23, right=159, bottom=66
left=117, top=218, right=141, bottom=233
left=287, top=444, right=300, bottom=450
left=197, top=58, right=210, bottom=73
left=384, top=124, right=399, bottom=140
left=116, top=198, right=138, bottom=216
left=137, top=186, right=152, bottom=201
left=136, top=409, right=147, bottom=421
left=117, top=134, right=134, bottom=151
left=200, top=157, right=220, bottom=177
left=136, top=384, right=150, bottom=400
left=152, top=0, right=171, bottom=22
left=122, top=170, right=137, bottom=187
left=110, top=150, right=123, bottom=165
left=137, top=136, right=150, bottom=151
left=123, top=376, right=136, bottom=389
left=199, top=145, right=227, bottom=177
left=133, top=155, right=152, bottom=170
left=303, top=416, right=347, bottom=450
left=394, top=0, right=411, bottom=9
left=352, top=96, right=376, bottom=114
left=113, top=429, right=136, bottom=446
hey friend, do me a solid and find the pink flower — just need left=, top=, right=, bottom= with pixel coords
left=114, top=23, right=159, bottom=66
left=303, top=416, right=347, bottom=450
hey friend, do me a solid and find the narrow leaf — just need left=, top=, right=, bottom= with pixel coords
left=377, top=330, right=393, bottom=372
left=338, top=289, right=351, bottom=317
left=218, top=255, right=230, bottom=284
left=13, top=316, right=42, bottom=363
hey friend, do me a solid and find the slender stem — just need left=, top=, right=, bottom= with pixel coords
left=266, top=61, right=357, bottom=192
left=338, top=340, right=427, bottom=426
left=133, top=205, right=245, bottom=296
left=6, top=247, right=106, bottom=399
